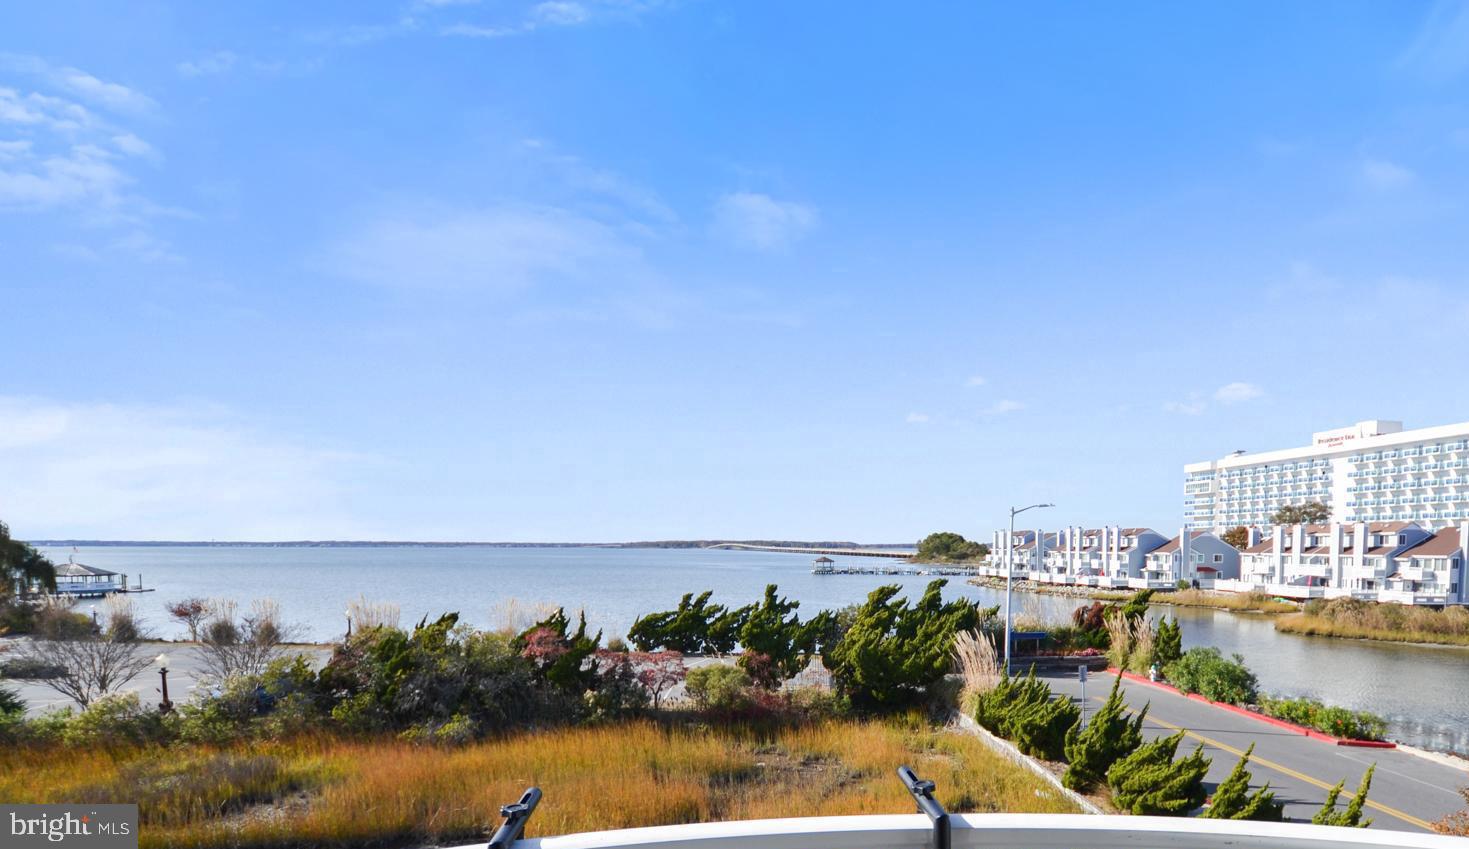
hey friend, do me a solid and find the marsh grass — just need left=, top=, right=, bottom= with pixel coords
left=1156, top=590, right=1297, bottom=614
left=1277, top=599, right=1469, bottom=647
left=0, top=719, right=1077, bottom=848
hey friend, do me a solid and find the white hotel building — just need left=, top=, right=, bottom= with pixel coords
left=1185, top=419, right=1469, bottom=533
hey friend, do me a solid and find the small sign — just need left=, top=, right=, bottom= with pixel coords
left=1078, top=665, right=1088, bottom=683
left=3, top=805, right=137, bottom=849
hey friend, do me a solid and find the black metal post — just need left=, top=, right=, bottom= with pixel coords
left=487, top=787, right=542, bottom=849
left=897, top=766, right=950, bottom=849
left=158, top=666, right=173, bottom=714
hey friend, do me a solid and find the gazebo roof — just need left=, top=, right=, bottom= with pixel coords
left=813, top=556, right=835, bottom=563
left=54, top=561, right=118, bottom=579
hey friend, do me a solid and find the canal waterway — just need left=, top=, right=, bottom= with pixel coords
left=35, top=544, right=1469, bottom=754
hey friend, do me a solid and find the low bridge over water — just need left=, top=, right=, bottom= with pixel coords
left=703, top=543, right=916, bottom=559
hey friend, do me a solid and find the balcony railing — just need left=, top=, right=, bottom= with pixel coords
left=463, top=814, right=1464, bottom=849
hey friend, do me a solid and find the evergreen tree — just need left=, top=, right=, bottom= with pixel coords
left=737, top=585, right=832, bottom=687
left=827, top=580, right=983, bottom=708
left=1009, top=689, right=1080, bottom=761
left=1062, top=676, right=1148, bottom=790
left=1106, top=730, right=1210, bottom=815
left=1312, top=765, right=1375, bottom=828
left=627, top=591, right=724, bottom=653
left=0, top=520, right=56, bottom=596
left=1120, top=590, right=1153, bottom=621
left=1153, top=618, right=1183, bottom=669
left=1203, top=744, right=1284, bottom=821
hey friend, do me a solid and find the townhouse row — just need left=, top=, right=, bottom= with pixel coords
left=972, top=525, right=1242, bottom=591
left=973, top=521, right=1469, bottom=606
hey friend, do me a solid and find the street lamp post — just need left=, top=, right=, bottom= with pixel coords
left=1005, top=502, right=1054, bottom=675
left=155, top=653, right=173, bottom=714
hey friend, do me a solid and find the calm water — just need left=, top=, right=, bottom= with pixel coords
left=40, top=545, right=1469, bottom=753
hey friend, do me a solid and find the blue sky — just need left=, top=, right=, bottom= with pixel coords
left=4, top=1, right=1469, bottom=541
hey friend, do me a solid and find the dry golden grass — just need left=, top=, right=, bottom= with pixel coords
left=952, top=629, right=1002, bottom=707
left=1155, top=589, right=1298, bottom=614
left=1277, top=607, right=1469, bottom=647
left=0, top=719, right=1078, bottom=848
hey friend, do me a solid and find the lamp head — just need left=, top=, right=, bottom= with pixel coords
left=155, top=653, right=169, bottom=669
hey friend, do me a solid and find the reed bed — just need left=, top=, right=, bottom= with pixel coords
left=0, top=719, right=1077, bottom=848
left=1152, top=589, right=1297, bottom=614
left=1277, top=599, right=1469, bottom=647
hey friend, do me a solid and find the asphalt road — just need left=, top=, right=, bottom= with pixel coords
left=1, top=639, right=332, bottom=715
left=1040, top=667, right=1468, bottom=833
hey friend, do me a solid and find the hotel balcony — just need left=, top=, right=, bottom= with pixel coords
left=474, top=813, right=1465, bottom=849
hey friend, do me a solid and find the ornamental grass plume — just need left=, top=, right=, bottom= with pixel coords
left=952, top=629, right=1002, bottom=705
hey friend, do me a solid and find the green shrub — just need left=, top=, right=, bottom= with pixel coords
left=827, top=580, right=985, bottom=709
left=1062, top=676, right=1147, bottom=790
left=1203, top=744, right=1283, bottom=821
left=1153, top=618, right=1182, bottom=668
left=1105, top=730, right=1210, bottom=815
left=0, top=685, right=23, bottom=718
left=628, top=591, right=732, bottom=654
left=1009, top=692, right=1079, bottom=761
left=0, top=656, right=65, bottom=679
left=737, top=585, right=832, bottom=688
left=1313, top=765, right=1374, bottom=828
left=1164, top=647, right=1257, bottom=704
left=1120, top=590, right=1154, bottom=621
left=1259, top=696, right=1386, bottom=741
left=61, top=693, right=173, bottom=747
left=685, top=664, right=751, bottom=712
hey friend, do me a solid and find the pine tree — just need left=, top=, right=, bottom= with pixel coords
left=1105, top=731, right=1210, bottom=815
left=1062, top=676, right=1147, bottom=790
left=1010, top=690, right=1081, bottom=762
left=1154, top=618, right=1183, bottom=669
left=1202, top=744, right=1284, bottom=821
left=1313, top=765, right=1375, bottom=828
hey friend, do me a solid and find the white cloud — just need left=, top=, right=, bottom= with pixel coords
left=439, top=0, right=673, bottom=38
left=519, top=138, right=677, bottom=224
left=0, top=54, right=156, bottom=114
left=983, top=399, right=1024, bottom=416
left=905, top=412, right=931, bottom=424
left=965, top=375, right=987, bottom=387
left=0, top=397, right=370, bottom=540
left=1398, top=1, right=1469, bottom=79
left=322, top=204, right=646, bottom=292
left=0, top=143, right=130, bottom=209
left=1361, top=158, right=1416, bottom=190
left=177, top=51, right=238, bottom=78
left=0, top=59, right=172, bottom=256
left=532, top=1, right=590, bottom=25
left=1162, top=382, right=1261, bottom=415
left=1163, top=398, right=1206, bottom=416
left=1213, top=382, right=1263, bottom=404
left=110, top=132, right=154, bottom=158
left=710, top=191, right=817, bottom=251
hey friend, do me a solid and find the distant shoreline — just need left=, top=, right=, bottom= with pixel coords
left=28, top=539, right=917, bottom=550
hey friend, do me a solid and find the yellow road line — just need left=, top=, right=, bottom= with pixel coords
left=1110, top=703, right=1431, bottom=831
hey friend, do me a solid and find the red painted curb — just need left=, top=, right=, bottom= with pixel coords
left=1104, top=667, right=1395, bottom=749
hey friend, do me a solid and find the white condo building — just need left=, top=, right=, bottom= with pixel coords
left=1185, top=419, right=1469, bottom=533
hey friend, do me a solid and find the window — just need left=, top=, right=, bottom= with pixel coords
left=1213, top=553, right=1223, bottom=563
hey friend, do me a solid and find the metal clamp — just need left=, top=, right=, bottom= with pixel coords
left=488, top=787, right=542, bottom=849
left=897, top=766, right=950, bottom=849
